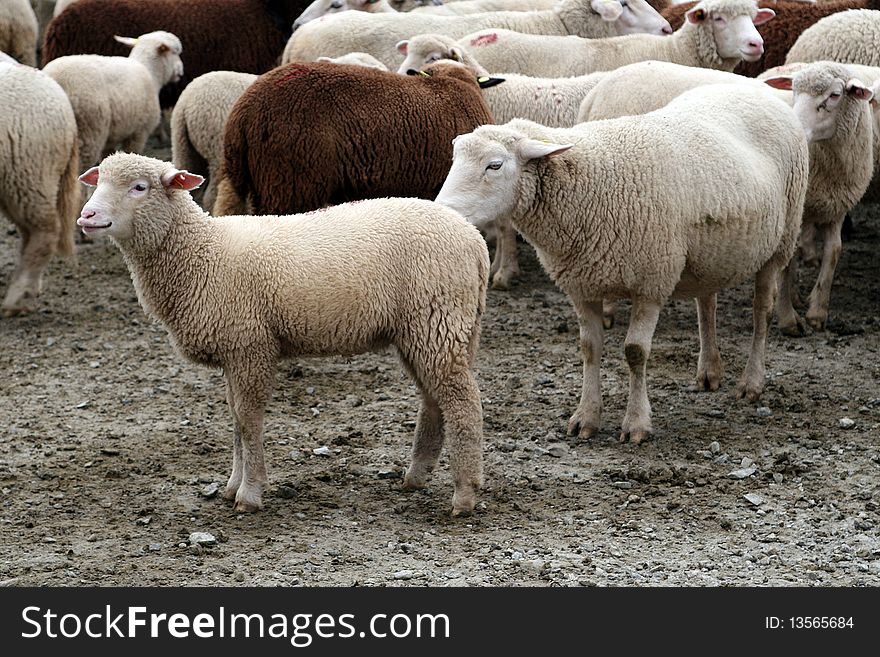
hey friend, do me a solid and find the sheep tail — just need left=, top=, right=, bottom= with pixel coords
left=57, top=138, right=80, bottom=257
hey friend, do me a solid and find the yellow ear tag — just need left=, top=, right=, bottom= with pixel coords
left=477, top=76, right=489, bottom=83
left=452, top=53, right=461, bottom=62
left=419, top=70, right=430, bottom=77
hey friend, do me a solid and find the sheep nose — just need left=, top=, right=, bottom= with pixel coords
left=747, top=39, right=764, bottom=53
left=662, top=24, right=673, bottom=35
left=81, top=209, right=96, bottom=219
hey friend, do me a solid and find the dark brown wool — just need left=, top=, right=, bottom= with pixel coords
left=43, top=0, right=311, bottom=107
left=664, top=0, right=880, bottom=77
left=218, top=62, right=495, bottom=216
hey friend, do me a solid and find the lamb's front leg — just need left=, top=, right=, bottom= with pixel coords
left=737, top=263, right=778, bottom=402
left=567, top=299, right=604, bottom=439
left=805, top=218, right=844, bottom=331
left=695, top=293, right=722, bottom=391
left=223, top=359, right=277, bottom=512
left=620, top=299, right=661, bottom=445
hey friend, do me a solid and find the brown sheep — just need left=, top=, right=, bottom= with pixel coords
left=213, top=61, right=497, bottom=216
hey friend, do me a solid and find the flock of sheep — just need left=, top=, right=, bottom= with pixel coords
left=1, top=0, right=879, bottom=517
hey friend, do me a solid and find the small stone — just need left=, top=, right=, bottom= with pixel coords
left=839, top=417, right=855, bottom=429
left=377, top=469, right=401, bottom=480
left=188, top=532, right=216, bottom=546
left=720, top=518, right=732, bottom=530
left=200, top=483, right=220, bottom=499
left=288, top=449, right=304, bottom=461
left=756, top=407, right=772, bottom=417
left=148, top=543, right=162, bottom=552
left=46, top=337, right=56, bottom=347
left=709, top=441, right=721, bottom=454
left=345, top=395, right=363, bottom=408
left=306, top=387, right=316, bottom=395
left=707, top=409, right=725, bottom=419
left=89, top=361, right=101, bottom=369
left=741, top=457, right=753, bottom=468
left=75, top=400, right=91, bottom=409
left=727, top=465, right=757, bottom=479
left=393, top=570, right=414, bottom=580
left=743, top=493, right=764, bottom=506
left=613, top=481, right=633, bottom=489
left=312, top=446, right=332, bottom=456
left=136, top=515, right=151, bottom=525
left=547, top=444, right=568, bottom=458
left=234, top=572, right=245, bottom=582
left=277, top=485, right=297, bottom=499
left=773, top=473, right=784, bottom=484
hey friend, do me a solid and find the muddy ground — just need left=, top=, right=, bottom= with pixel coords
left=1, top=145, right=879, bottom=586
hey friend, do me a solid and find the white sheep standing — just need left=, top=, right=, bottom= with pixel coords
left=292, top=0, right=397, bottom=33
left=43, top=31, right=183, bottom=175
left=76, top=153, right=489, bottom=515
left=578, top=60, right=879, bottom=335
left=451, top=0, right=773, bottom=78
left=785, top=9, right=880, bottom=68
left=435, top=84, right=809, bottom=444
left=171, top=71, right=258, bottom=213
left=282, top=0, right=672, bottom=69
left=0, top=0, right=38, bottom=66
left=0, top=59, right=79, bottom=316
left=763, top=63, right=877, bottom=334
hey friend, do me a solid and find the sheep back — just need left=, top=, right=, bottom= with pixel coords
left=221, top=62, right=494, bottom=216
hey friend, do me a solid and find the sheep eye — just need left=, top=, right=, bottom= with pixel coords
left=133, top=183, right=147, bottom=192
left=829, top=92, right=841, bottom=99
left=330, top=0, right=343, bottom=7
left=486, top=161, right=502, bottom=171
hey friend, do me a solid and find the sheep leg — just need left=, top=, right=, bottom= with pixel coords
left=120, top=131, right=150, bottom=156
left=736, top=262, right=778, bottom=402
left=620, top=299, right=661, bottom=445
left=566, top=299, right=604, bottom=439
left=403, top=389, right=444, bottom=491
left=222, top=378, right=244, bottom=501
left=490, top=218, right=519, bottom=290
left=799, top=221, right=820, bottom=268
left=2, top=211, right=55, bottom=316
left=805, top=218, right=843, bottom=332
left=223, top=361, right=276, bottom=512
left=695, top=293, right=722, bottom=391
left=777, top=255, right=807, bottom=336
left=434, top=371, right=483, bottom=516
left=602, top=299, right=617, bottom=330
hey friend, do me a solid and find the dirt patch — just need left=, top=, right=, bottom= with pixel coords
left=1, top=149, right=878, bottom=586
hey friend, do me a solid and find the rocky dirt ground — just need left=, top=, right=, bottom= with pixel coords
left=1, top=140, right=878, bottom=586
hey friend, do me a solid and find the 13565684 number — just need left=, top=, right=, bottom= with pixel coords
left=790, top=617, right=854, bottom=629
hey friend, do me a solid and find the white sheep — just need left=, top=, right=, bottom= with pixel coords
left=292, top=0, right=397, bottom=34
left=0, top=59, right=79, bottom=316
left=43, top=31, right=183, bottom=175
left=450, top=0, right=774, bottom=78
left=579, top=60, right=879, bottom=335
left=435, top=84, right=808, bottom=444
left=77, top=153, right=489, bottom=515
left=1, top=0, right=38, bottom=66
left=414, top=0, right=558, bottom=14
left=316, top=51, right=389, bottom=68
left=171, top=71, right=258, bottom=213
left=282, top=0, right=672, bottom=69
left=785, top=9, right=880, bottom=69
left=763, top=63, right=877, bottom=334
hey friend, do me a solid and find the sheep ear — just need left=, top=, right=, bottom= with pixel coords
left=763, top=76, right=793, bottom=91
left=449, top=46, right=463, bottom=63
left=846, top=78, right=873, bottom=102
left=753, top=8, right=775, bottom=25
left=316, top=56, right=332, bottom=63
left=519, top=140, right=573, bottom=161
left=161, top=168, right=204, bottom=191
left=157, top=43, right=170, bottom=55
left=396, top=40, right=409, bottom=55
left=685, top=7, right=707, bottom=24
left=113, top=35, right=138, bottom=48
left=477, top=76, right=505, bottom=89
left=871, top=82, right=880, bottom=110
left=79, top=166, right=100, bottom=187
left=590, top=0, right=623, bottom=21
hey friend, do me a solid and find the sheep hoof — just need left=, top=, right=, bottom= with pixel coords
left=233, top=500, right=262, bottom=513
left=779, top=316, right=808, bottom=337
left=602, top=314, right=615, bottom=330
left=402, top=469, right=428, bottom=490
left=451, top=488, right=477, bottom=517
left=735, top=382, right=763, bottom=403
left=491, top=275, right=511, bottom=291
left=695, top=371, right=722, bottom=392
left=450, top=504, right=474, bottom=518
left=567, top=416, right=599, bottom=439
left=619, top=429, right=651, bottom=445
left=806, top=313, right=827, bottom=332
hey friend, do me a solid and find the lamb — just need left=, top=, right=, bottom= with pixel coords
left=763, top=63, right=877, bottom=334
left=171, top=71, right=258, bottom=213
left=435, top=84, right=808, bottom=443
left=446, top=0, right=773, bottom=78
left=77, top=153, right=489, bottom=515
left=213, top=61, right=496, bottom=217
left=43, top=31, right=184, bottom=175
left=663, top=0, right=880, bottom=77
left=1, top=0, right=38, bottom=65
left=282, top=0, right=673, bottom=69
left=785, top=9, right=880, bottom=67
left=43, top=0, right=315, bottom=108
left=0, top=59, right=79, bottom=316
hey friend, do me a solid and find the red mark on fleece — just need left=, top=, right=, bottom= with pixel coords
left=275, top=64, right=310, bottom=86
left=470, top=33, right=498, bottom=47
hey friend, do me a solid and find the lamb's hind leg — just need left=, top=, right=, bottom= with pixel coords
left=805, top=218, right=844, bottom=331
left=620, top=299, right=662, bottom=445
left=695, top=293, right=722, bottom=391
left=567, top=299, right=604, bottom=439
left=737, top=262, right=778, bottom=402
left=222, top=378, right=244, bottom=502
left=399, top=358, right=444, bottom=491
left=223, top=358, right=276, bottom=512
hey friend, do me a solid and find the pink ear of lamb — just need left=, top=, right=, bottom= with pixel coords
left=846, top=79, right=874, bottom=102
left=396, top=40, right=409, bottom=55
left=79, top=166, right=100, bottom=186
left=161, top=169, right=204, bottom=191
left=685, top=8, right=707, bottom=24
left=763, top=76, right=792, bottom=91
left=753, top=8, right=776, bottom=25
